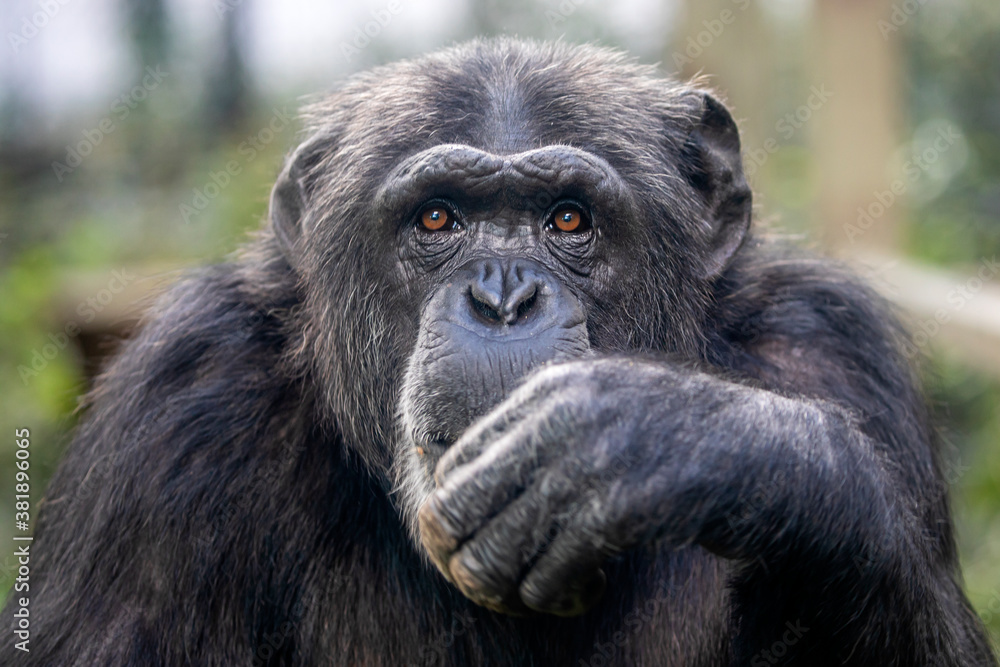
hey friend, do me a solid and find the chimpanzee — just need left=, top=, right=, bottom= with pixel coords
left=8, top=38, right=997, bottom=666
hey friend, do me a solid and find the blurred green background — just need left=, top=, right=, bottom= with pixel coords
left=1, top=0, right=998, bottom=647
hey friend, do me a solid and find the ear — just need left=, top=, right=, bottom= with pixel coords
left=678, top=92, right=752, bottom=278
left=269, top=134, right=330, bottom=263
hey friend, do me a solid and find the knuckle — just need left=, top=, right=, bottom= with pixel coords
left=418, top=496, right=461, bottom=561
left=449, top=551, right=508, bottom=610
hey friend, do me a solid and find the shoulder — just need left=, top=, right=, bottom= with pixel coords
left=94, top=253, right=298, bottom=396
left=56, top=258, right=307, bottom=493
left=706, top=236, right=918, bottom=408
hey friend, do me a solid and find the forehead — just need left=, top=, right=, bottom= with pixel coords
left=336, top=42, right=680, bottom=164
left=375, top=143, right=633, bottom=218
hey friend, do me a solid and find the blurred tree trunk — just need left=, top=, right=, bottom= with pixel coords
left=811, top=0, right=902, bottom=254
left=123, top=0, right=169, bottom=77
left=120, top=0, right=172, bottom=183
left=668, top=0, right=775, bottom=151
left=205, top=2, right=254, bottom=138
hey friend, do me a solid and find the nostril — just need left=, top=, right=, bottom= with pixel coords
left=465, top=263, right=544, bottom=327
left=469, top=290, right=503, bottom=323
left=514, top=287, right=537, bottom=322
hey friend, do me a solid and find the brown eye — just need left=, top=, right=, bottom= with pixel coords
left=420, top=206, right=454, bottom=231
left=551, top=208, right=587, bottom=233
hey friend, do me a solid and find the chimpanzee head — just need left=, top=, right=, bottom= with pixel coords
left=265, top=38, right=750, bottom=538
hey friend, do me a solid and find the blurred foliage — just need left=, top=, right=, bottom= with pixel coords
left=925, top=355, right=1000, bottom=642
left=0, top=92, right=292, bottom=596
left=904, top=0, right=1000, bottom=263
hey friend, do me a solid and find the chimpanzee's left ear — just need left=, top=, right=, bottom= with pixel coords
left=678, top=91, right=752, bottom=278
left=268, top=132, right=334, bottom=265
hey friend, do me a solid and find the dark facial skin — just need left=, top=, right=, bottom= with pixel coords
left=392, top=146, right=615, bottom=540
left=392, top=146, right=630, bottom=463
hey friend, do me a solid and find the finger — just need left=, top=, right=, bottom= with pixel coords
left=421, top=437, right=531, bottom=571
left=445, top=491, right=558, bottom=614
left=419, top=451, right=578, bottom=579
left=518, top=522, right=610, bottom=617
left=423, top=419, right=583, bottom=570
left=445, top=465, right=582, bottom=600
left=418, top=496, right=461, bottom=581
left=434, top=382, right=571, bottom=485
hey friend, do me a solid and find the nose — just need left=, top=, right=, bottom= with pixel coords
left=465, top=259, right=546, bottom=328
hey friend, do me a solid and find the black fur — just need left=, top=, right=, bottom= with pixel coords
left=7, top=38, right=997, bottom=666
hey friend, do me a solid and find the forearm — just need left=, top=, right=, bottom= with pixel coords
left=639, top=372, right=989, bottom=664
left=679, top=388, right=898, bottom=562
left=602, top=369, right=900, bottom=562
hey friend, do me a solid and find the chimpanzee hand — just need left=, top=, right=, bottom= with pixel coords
left=418, top=358, right=658, bottom=616
left=419, top=358, right=730, bottom=615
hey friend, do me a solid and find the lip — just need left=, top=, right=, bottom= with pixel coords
left=434, top=319, right=559, bottom=343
